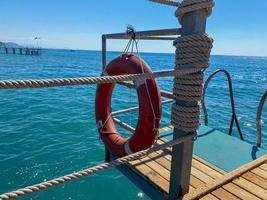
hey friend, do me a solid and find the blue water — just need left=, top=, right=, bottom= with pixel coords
left=0, top=49, right=266, bottom=199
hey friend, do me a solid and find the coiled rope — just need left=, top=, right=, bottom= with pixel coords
left=170, top=0, right=214, bottom=132
left=0, top=133, right=196, bottom=200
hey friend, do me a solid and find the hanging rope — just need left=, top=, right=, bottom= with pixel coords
left=0, top=133, right=196, bottom=200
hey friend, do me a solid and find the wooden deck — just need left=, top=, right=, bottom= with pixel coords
left=184, top=155, right=267, bottom=200
left=124, top=127, right=267, bottom=199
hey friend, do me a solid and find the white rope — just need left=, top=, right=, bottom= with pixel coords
left=148, top=0, right=180, bottom=7
left=134, top=39, right=159, bottom=133
left=0, top=68, right=201, bottom=90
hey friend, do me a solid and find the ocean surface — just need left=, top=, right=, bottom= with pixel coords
left=0, top=49, right=266, bottom=199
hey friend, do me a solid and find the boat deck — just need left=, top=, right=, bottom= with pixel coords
left=116, top=126, right=267, bottom=200
left=184, top=155, right=267, bottom=200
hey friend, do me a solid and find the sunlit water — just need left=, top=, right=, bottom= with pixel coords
left=0, top=49, right=266, bottom=199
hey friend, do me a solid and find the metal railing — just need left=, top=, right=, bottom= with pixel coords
left=101, top=28, right=180, bottom=69
left=201, top=69, right=244, bottom=140
left=256, top=90, right=267, bottom=147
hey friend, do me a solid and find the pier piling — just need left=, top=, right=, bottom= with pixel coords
left=1, top=47, right=41, bottom=56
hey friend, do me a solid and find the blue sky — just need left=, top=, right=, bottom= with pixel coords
left=1, top=0, right=267, bottom=56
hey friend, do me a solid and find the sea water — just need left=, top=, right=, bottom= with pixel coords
left=0, top=49, right=266, bottom=199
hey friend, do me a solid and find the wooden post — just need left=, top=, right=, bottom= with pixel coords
left=168, top=7, right=209, bottom=200
left=5, top=48, right=8, bottom=54
left=19, top=48, right=22, bottom=55
left=13, top=48, right=16, bottom=54
left=102, top=35, right=107, bottom=70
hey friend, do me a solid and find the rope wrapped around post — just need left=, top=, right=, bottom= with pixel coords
left=171, top=0, right=214, bottom=133
left=0, top=133, right=196, bottom=200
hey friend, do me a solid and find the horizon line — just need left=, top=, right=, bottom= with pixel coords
left=41, top=47, right=267, bottom=58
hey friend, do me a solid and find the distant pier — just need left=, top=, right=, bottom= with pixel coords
left=0, top=47, right=42, bottom=56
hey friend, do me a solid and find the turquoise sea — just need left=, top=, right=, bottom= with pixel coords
left=0, top=49, right=266, bottom=199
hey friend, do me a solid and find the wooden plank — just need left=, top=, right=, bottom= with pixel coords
left=193, top=155, right=226, bottom=175
left=233, top=177, right=267, bottom=199
left=116, top=160, right=166, bottom=200
left=142, top=152, right=196, bottom=193
left=259, top=163, right=267, bottom=172
left=148, top=151, right=171, bottom=170
left=189, top=176, right=219, bottom=200
left=149, top=151, right=217, bottom=194
left=150, top=152, right=206, bottom=189
left=191, top=158, right=223, bottom=179
left=138, top=154, right=171, bottom=181
left=129, top=149, right=224, bottom=199
left=182, top=156, right=267, bottom=200
left=129, top=158, right=170, bottom=194
left=147, top=151, right=219, bottom=199
left=153, top=149, right=222, bottom=185
left=252, top=167, right=267, bottom=180
left=190, top=167, right=214, bottom=183
left=189, top=175, right=206, bottom=189
left=153, top=149, right=224, bottom=187
left=212, top=188, right=240, bottom=200
left=223, top=182, right=261, bottom=200
left=242, top=171, right=267, bottom=190
left=157, top=138, right=226, bottom=176
left=200, top=194, right=219, bottom=200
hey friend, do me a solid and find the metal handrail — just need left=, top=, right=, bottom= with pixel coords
left=256, top=90, right=267, bottom=147
left=201, top=69, right=244, bottom=140
left=102, top=28, right=180, bottom=69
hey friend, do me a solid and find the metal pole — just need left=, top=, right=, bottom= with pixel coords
left=168, top=7, right=209, bottom=200
left=102, top=35, right=107, bottom=70
left=256, top=90, right=267, bottom=147
left=101, top=34, right=110, bottom=161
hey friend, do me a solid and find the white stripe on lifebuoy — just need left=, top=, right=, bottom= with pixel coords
left=124, top=140, right=133, bottom=155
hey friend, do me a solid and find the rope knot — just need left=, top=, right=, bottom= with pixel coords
left=175, top=0, right=215, bottom=22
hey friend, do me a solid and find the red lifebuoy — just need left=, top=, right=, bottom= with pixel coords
left=95, top=54, right=162, bottom=157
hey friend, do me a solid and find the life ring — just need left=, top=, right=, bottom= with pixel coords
left=95, top=54, right=162, bottom=157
